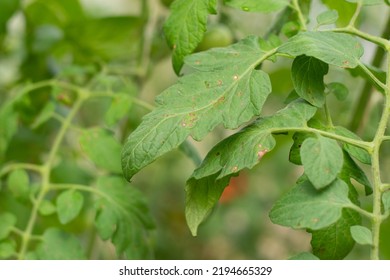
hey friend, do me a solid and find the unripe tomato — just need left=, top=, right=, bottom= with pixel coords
left=196, top=24, right=234, bottom=52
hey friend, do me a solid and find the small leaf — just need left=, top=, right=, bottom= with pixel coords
left=224, top=0, right=289, bottom=13
left=350, top=225, right=373, bottom=246
left=0, top=241, right=16, bottom=259
left=35, top=228, right=86, bottom=259
left=382, top=191, right=390, bottom=212
left=80, top=128, right=122, bottom=173
left=278, top=31, right=364, bottom=68
left=327, top=82, right=349, bottom=101
left=333, top=126, right=371, bottom=164
left=104, top=94, right=133, bottom=126
left=56, top=190, right=84, bottom=224
left=31, top=101, right=55, bottom=129
left=289, top=252, right=320, bottom=260
left=310, top=208, right=361, bottom=259
left=301, top=135, right=343, bottom=189
left=94, top=176, right=155, bottom=259
left=316, top=10, right=339, bottom=26
left=0, top=213, right=16, bottom=240
left=289, top=132, right=313, bottom=165
left=122, top=37, right=273, bottom=180
left=340, top=151, right=372, bottom=195
left=321, top=0, right=356, bottom=26
left=186, top=174, right=231, bottom=236
left=164, top=0, right=217, bottom=74
left=291, top=55, right=329, bottom=107
left=0, top=104, right=18, bottom=162
left=269, top=179, right=352, bottom=230
left=39, top=200, right=57, bottom=216
left=7, top=169, right=30, bottom=199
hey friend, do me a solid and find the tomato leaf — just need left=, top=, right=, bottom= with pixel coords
left=164, top=0, right=217, bottom=74
left=0, top=213, right=16, bottom=240
left=80, top=128, right=122, bottom=173
left=94, top=176, right=155, bottom=259
left=301, top=135, right=343, bottom=189
left=278, top=31, right=364, bottom=68
left=35, top=228, right=86, bottom=259
left=316, top=10, right=339, bottom=26
left=291, top=55, right=329, bottom=107
left=56, top=190, right=84, bottom=224
left=289, top=252, right=320, bottom=260
left=7, top=169, right=30, bottom=200
left=269, top=179, right=353, bottom=230
left=350, top=225, right=373, bottom=245
left=122, top=37, right=273, bottom=180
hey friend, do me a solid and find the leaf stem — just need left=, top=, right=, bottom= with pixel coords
left=324, top=101, right=334, bottom=127
left=291, top=0, right=307, bottom=31
left=357, top=61, right=387, bottom=91
left=17, top=92, right=86, bottom=259
left=348, top=0, right=363, bottom=28
left=348, top=204, right=375, bottom=219
left=0, top=163, right=43, bottom=178
left=333, top=26, right=390, bottom=50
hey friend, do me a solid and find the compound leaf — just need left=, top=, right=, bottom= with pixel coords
left=35, top=228, right=86, bottom=259
left=56, top=190, right=84, bottom=224
left=350, top=225, right=373, bottom=246
left=224, top=0, right=289, bottom=13
left=164, top=0, right=217, bottom=74
left=278, top=31, right=364, bottom=68
left=94, top=176, right=155, bottom=259
left=80, top=128, right=122, bottom=173
left=291, top=55, right=329, bottom=107
left=301, top=135, right=343, bottom=189
left=0, top=213, right=16, bottom=240
left=122, top=37, right=273, bottom=180
left=269, top=179, right=353, bottom=230
left=193, top=100, right=317, bottom=180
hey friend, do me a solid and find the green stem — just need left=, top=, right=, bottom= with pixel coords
left=333, top=26, right=390, bottom=50
left=348, top=0, right=363, bottom=28
left=291, top=0, right=307, bottom=31
left=348, top=204, right=375, bottom=219
left=324, top=101, right=334, bottom=127
left=357, top=61, right=387, bottom=91
left=370, top=53, right=390, bottom=260
left=0, top=163, right=43, bottom=178
left=17, top=93, right=86, bottom=259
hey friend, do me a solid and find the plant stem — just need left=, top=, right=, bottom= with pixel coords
left=370, top=52, right=390, bottom=260
left=291, top=0, right=307, bottom=31
left=17, top=93, right=86, bottom=259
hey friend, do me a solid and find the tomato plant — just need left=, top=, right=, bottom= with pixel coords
left=1, top=0, right=390, bottom=260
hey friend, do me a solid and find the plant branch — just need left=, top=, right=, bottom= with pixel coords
left=348, top=204, right=375, bottom=219
left=357, top=61, right=387, bottom=91
left=291, top=0, right=307, bottom=31
left=0, top=163, right=43, bottom=178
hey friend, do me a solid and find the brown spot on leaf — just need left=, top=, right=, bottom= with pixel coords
left=257, top=149, right=268, bottom=160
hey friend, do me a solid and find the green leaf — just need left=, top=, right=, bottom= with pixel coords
left=382, top=191, right=390, bottom=213
left=327, top=82, right=349, bottom=101
left=0, top=103, right=18, bottom=163
left=333, top=126, right=371, bottom=164
left=80, top=128, right=122, bottom=173
left=94, top=176, right=155, bottom=259
left=122, top=37, right=273, bottom=180
left=340, top=151, right=372, bottom=195
left=56, top=190, right=84, bottom=224
left=289, top=132, right=313, bottom=165
left=278, top=31, right=364, bottom=68
left=348, top=64, right=386, bottom=93
left=269, top=179, right=353, bottom=230
left=38, top=200, right=57, bottom=216
left=291, top=55, right=329, bottom=107
left=164, top=0, right=217, bottom=74
left=0, top=213, right=16, bottom=240
left=7, top=169, right=30, bottom=199
left=185, top=174, right=231, bottom=236
left=301, top=135, right=343, bottom=189
left=31, top=101, right=55, bottom=129
left=321, top=0, right=356, bottom=26
left=224, top=0, right=289, bottom=13
left=193, top=100, right=316, bottom=179
left=0, top=241, right=16, bottom=259
left=35, top=228, right=86, bottom=259
left=316, top=10, right=339, bottom=26
left=289, top=252, right=320, bottom=260
left=350, top=225, right=373, bottom=245
left=104, top=94, right=133, bottom=127
left=346, top=0, right=384, bottom=5
left=310, top=208, right=361, bottom=259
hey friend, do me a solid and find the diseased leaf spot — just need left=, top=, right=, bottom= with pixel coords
left=232, top=166, right=238, bottom=172
left=257, top=149, right=268, bottom=160
left=233, top=75, right=239, bottom=81
left=217, top=80, right=223, bottom=86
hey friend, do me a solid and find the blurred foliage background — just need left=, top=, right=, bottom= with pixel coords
left=0, top=0, right=389, bottom=259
